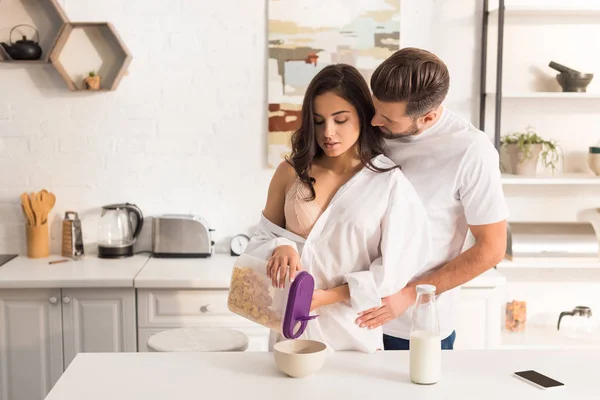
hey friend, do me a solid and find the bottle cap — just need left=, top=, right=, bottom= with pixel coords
left=416, top=284, right=436, bottom=294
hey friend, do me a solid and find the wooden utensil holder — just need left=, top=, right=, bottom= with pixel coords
left=26, top=223, right=49, bottom=258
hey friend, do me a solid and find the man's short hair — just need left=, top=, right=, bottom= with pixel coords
left=371, top=47, right=450, bottom=117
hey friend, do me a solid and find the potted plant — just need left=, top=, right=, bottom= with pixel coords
left=83, top=71, right=101, bottom=90
left=500, top=126, right=561, bottom=176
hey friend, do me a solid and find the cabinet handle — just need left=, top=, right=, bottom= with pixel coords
left=201, top=304, right=214, bottom=313
left=62, top=296, right=71, bottom=304
left=49, top=296, right=58, bottom=304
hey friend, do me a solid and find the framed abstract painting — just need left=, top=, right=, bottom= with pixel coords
left=267, top=0, right=401, bottom=168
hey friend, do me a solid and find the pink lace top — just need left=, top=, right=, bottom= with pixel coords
left=284, top=177, right=324, bottom=238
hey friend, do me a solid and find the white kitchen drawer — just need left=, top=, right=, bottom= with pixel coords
left=138, top=327, right=269, bottom=352
left=137, top=289, right=254, bottom=328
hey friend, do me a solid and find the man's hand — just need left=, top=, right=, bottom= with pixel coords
left=355, top=286, right=416, bottom=329
left=267, top=245, right=301, bottom=288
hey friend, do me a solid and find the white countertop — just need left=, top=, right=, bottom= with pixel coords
left=44, top=349, right=597, bottom=399
left=501, top=327, right=600, bottom=350
left=0, top=254, right=149, bottom=289
left=135, top=253, right=507, bottom=289
left=462, top=268, right=506, bottom=288
left=0, top=252, right=507, bottom=290
left=498, top=256, right=600, bottom=269
left=134, top=253, right=237, bottom=288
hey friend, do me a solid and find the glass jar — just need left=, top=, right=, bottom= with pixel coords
left=227, top=253, right=317, bottom=338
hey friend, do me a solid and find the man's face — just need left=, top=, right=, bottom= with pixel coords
left=371, top=96, right=419, bottom=139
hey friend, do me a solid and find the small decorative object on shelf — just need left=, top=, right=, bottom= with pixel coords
left=505, top=300, right=527, bottom=332
left=501, top=126, right=562, bottom=176
left=0, top=24, right=43, bottom=60
left=84, top=71, right=101, bottom=90
left=589, top=146, right=600, bottom=176
left=549, top=61, right=594, bottom=93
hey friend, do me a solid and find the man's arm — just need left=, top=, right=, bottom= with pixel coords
left=355, top=220, right=506, bottom=329
left=408, top=221, right=507, bottom=296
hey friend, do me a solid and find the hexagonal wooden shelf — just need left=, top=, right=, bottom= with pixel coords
left=49, top=22, right=131, bottom=91
left=0, top=0, right=69, bottom=63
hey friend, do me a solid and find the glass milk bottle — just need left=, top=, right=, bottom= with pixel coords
left=409, top=284, right=441, bottom=385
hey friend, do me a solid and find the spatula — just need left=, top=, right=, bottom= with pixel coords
left=39, top=189, right=56, bottom=225
left=29, top=192, right=45, bottom=226
left=20, top=193, right=35, bottom=226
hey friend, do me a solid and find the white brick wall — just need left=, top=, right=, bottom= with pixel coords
left=0, top=0, right=480, bottom=255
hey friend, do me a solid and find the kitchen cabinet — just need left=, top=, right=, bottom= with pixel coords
left=136, top=286, right=504, bottom=352
left=61, top=288, right=136, bottom=367
left=133, top=258, right=508, bottom=353
left=137, top=289, right=269, bottom=352
left=0, top=289, right=63, bottom=400
left=453, top=286, right=503, bottom=350
left=0, top=288, right=136, bottom=400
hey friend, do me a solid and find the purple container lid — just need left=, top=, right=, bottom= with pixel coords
left=282, top=271, right=318, bottom=339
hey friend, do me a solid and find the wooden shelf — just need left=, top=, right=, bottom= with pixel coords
left=49, top=22, right=131, bottom=92
left=488, top=92, right=600, bottom=99
left=0, top=45, right=48, bottom=63
left=489, top=5, right=600, bottom=16
left=502, top=173, right=600, bottom=185
left=0, top=0, right=68, bottom=63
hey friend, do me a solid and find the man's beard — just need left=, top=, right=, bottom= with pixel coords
left=380, top=120, right=420, bottom=140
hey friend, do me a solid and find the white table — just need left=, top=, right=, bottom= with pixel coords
left=44, top=349, right=597, bottom=399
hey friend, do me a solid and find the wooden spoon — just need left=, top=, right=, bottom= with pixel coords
left=20, top=193, right=35, bottom=226
left=39, top=189, right=56, bottom=224
left=35, top=191, right=45, bottom=225
left=41, top=189, right=56, bottom=208
left=29, top=192, right=44, bottom=226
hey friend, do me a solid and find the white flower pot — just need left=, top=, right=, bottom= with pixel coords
left=505, top=143, right=542, bottom=176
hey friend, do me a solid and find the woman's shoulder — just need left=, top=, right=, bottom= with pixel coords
left=272, top=160, right=298, bottom=190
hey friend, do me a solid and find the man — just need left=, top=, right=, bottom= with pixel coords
left=355, top=47, right=508, bottom=350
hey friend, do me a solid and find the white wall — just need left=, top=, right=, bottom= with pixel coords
left=1, top=0, right=599, bottom=253
left=0, top=0, right=481, bottom=254
left=1, top=0, right=598, bottom=346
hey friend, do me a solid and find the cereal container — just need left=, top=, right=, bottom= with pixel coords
left=227, top=253, right=317, bottom=339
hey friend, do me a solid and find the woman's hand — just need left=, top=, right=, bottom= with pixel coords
left=310, top=289, right=330, bottom=311
left=267, top=245, right=301, bottom=288
left=310, top=285, right=350, bottom=311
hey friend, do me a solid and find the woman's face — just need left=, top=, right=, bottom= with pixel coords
left=313, top=91, right=361, bottom=158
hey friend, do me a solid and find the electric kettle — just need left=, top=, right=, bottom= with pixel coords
left=97, top=203, right=143, bottom=258
left=557, top=306, right=595, bottom=339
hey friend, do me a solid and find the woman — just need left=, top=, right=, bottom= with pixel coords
left=245, top=64, right=431, bottom=353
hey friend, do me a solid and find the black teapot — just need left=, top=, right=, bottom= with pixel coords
left=1, top=24, right=42, bottom=61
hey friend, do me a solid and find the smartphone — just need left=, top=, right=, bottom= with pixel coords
left=514, top=370, right=565, bottom=390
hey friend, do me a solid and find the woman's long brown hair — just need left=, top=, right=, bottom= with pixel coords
left=287, top=64, right=399, bottom=200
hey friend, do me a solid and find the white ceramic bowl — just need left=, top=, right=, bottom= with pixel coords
left=273, top=339, right=327, bottom=378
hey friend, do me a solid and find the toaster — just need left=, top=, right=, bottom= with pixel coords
left=152, top=214, right=214, bottom=258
